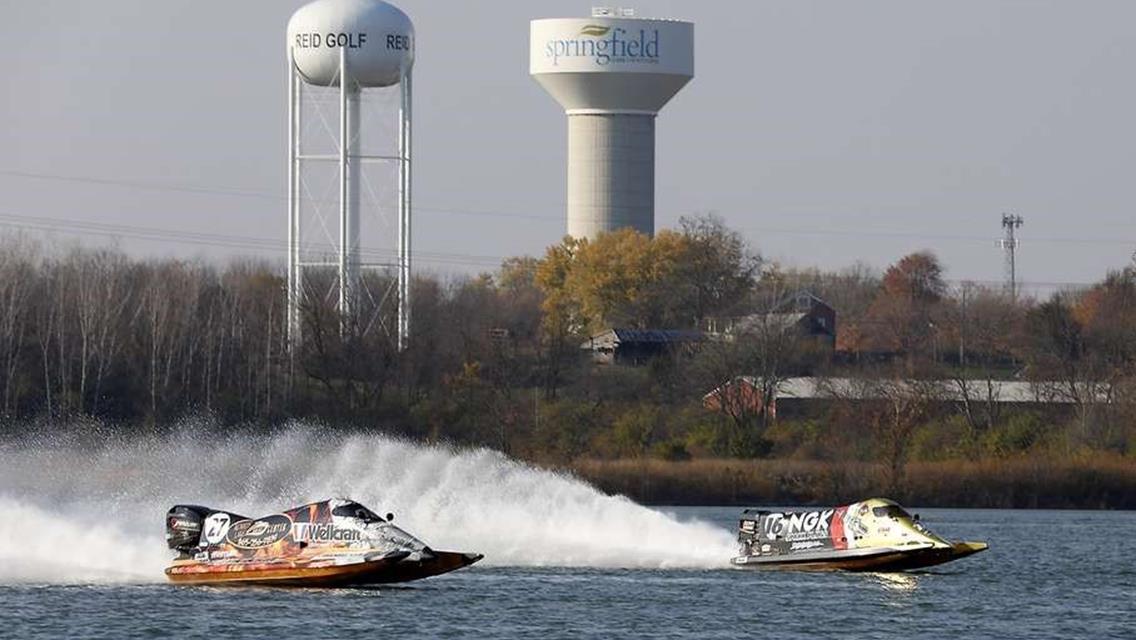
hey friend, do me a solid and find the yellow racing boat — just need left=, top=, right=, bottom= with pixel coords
left=731, top=498, right=987, bottom=571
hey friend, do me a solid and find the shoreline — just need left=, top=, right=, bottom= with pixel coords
left=568, top=455, right=1136, bottom=510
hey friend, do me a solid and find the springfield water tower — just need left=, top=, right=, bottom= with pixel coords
left=530, top=8, right=694, bottom=239
left=286, top=0, right=414, bottom=349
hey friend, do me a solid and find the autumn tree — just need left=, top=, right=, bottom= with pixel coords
left=1019, top=270, right=1136, bottom=448
left=1075, top=268, right=1136, bottom=387
left=559, top=228, right=683, bottom=332
left=534, top=238, right=583, bottom=398
left=496, top=256, right=544, bottom=342
left=535, top=217, right=761, bottom=337
left=856, top=251, right=947, bottom=372
left=670, top=214, right=761, bottom=327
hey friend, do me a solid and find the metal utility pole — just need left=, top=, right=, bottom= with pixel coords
left=999, top=213, right=1024, bottom=300
left=957, top=281, right=974, bottom=367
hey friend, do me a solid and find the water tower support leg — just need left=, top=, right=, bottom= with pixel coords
left=397, top=70, right=412, bottom=351
left=287, top=46, right=301, bottom=347
left=337, top=46, right=358, bottom=330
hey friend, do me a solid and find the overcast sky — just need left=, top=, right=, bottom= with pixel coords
left=2, top=0, right=1134, bottom=294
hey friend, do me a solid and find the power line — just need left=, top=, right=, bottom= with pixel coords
left=0, top=168, right=563, bottom=223
left=0, top=169, right=277, bottom=201
left=0, top=209, right=1100, bottom=289
left=0, top=210, right=506, bottom=269
left=5, top=168, right=1136, bottom=247
left=0, top=169, right=1128, bottom=291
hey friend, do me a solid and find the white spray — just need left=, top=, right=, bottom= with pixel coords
left=0, top=425, right=736, bottom=583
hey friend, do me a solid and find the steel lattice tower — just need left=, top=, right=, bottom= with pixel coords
left=999, top=213, right=1023, bottom=300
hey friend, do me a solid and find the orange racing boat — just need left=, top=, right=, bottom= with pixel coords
left=165, top=498, right=481, bottom=586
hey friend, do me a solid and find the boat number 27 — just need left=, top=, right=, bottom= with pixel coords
left=203, top=513, right=231, bottom=545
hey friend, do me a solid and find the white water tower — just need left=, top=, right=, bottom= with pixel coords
left=530, top=8, right=694, bottom=239
left=286, top=0, right=414, bottom=349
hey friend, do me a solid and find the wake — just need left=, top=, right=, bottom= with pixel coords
left=0, top=424, right=736, bottom=583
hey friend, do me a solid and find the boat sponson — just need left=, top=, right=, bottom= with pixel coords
left=366, top=550, right=484, bottom=584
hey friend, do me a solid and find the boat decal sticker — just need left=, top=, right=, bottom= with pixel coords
left=292, top=522, right=364, bottom=542
left=830, top=506, right=848, bottom=550
left=225, top=514, right=293, bottom=549
left=203, top=513, right=231, bottom=545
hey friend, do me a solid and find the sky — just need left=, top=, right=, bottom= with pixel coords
left=2, top=0, right=1134, bottom=296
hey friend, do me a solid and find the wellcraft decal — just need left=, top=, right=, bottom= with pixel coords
left=292, top=522, right=363, bottom=542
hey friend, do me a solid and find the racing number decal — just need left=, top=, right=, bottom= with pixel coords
left=203, top=513, right=231, bottom=545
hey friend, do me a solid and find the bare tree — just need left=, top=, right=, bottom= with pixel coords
left=820, top=375, right=942, bottom=497
left=698, top=279, right=814, bottom=456
left=0, top=238, right=37, bottom=414
left=32, top=258, right=59, bottom=416
left=72, top=248, right=135, bottom=415
left=940, top=284, right=1022, bottom=448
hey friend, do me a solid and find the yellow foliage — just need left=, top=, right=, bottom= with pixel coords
left=534, top=229, right=687, bottom=335
left=533, top=217, right=759, bottom=339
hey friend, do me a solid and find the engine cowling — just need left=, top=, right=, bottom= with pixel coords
left=166, top=505, right=210, bottom=552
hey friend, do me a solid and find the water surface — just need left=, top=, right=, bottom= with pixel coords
left=3, top=508, right=1133, bottom=639
left=1, top=429, right=1132, bottom=638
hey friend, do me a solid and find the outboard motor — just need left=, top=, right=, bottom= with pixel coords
left=166, top=506, right=210, bottom=553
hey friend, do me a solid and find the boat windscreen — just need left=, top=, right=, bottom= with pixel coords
left=872, top=505, right=912, bottom=520
left=332, top=502, right=385, bottom=523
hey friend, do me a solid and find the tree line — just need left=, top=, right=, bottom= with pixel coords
left=0, top=217, right=1132, bottom=478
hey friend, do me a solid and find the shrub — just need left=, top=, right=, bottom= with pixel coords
left=611, top=404, right=659, bottom=458
left=909, top=415, right=971, bottom=461
left=981, top=410, right=1045, bottom=457
left=651, top=439, right=692, bottom=461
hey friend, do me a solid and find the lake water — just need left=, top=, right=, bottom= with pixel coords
left=1, top=429, right=1133, bottom=638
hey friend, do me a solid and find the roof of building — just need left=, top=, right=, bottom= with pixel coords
left=582, top=328, right=706, bottom=348
left=707, top=290, right=836, bottom=337
left=705, top=376, right=1095, bottom=405
left=732, top=312, right=808, bottom=333
left=771, top=290, right=833, bottom=314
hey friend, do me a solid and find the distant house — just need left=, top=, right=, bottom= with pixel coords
left=703, top=376, right=1078, bottom=420
left=705, top=290, right=837, bottom=361
left=581, top=328, right=706, bottom=366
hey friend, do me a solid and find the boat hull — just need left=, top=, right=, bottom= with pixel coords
left=166, top=550, right=484, bottom=587
left=166, top=553, right=409, bottom=587
left=733, top=541, right=988, bottom=572
left=364, top=551, right=484, bottom=584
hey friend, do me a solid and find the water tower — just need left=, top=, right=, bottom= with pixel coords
left=286, top=0, right=414, bottom=349
left=530, top=8, right=694, bottom=239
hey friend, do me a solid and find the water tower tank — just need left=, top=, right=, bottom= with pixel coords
left=530, top=12, right=694, bottom=239
left=287, top=0, right=414, bottom=87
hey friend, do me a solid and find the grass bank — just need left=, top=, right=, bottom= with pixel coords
left=568, top=455, right=1136, bottom=509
